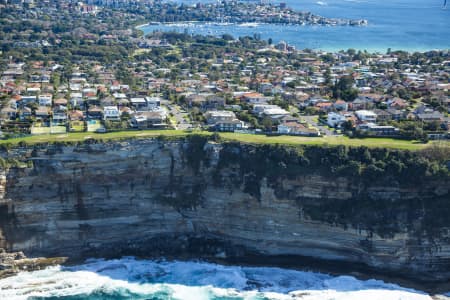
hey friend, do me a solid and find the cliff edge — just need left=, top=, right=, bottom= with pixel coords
left=0, top=136, right=449, bottom=287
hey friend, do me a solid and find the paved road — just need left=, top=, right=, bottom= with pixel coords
left=161, top=99, right=192, bottom=130
left=302, top=115, right=337, bottom=136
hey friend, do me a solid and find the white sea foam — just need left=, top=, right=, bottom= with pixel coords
left=0, top=257, right=434, bottom=300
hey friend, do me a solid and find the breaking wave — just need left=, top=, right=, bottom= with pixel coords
left=0, top=257, right=435, bottom=299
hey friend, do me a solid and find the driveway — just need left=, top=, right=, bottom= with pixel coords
left=161, top=99, right=192, bottom=130
left=302, top=115, right=337, bottom=136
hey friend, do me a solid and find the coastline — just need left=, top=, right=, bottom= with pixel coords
left=4, top=255, right=449, bottom=299
left=51, top=252, right=450, bottom=296
left=136, top=21, right=450, bottom=53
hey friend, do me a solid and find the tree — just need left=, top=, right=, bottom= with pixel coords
left=324, top=68, right=332, bottom=87
left=332, top=75, right=358, bottom=101
left=261, top=117, right=273, bottom=132
left=341, top=120, right=354, bottom=132
left=347, top=48, right=356, bottom=57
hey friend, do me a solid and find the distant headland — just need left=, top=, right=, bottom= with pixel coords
left=140, top=1, right=368, bottom=27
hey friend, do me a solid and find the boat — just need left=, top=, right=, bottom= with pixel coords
left=238, top=22, right=259, bottom=28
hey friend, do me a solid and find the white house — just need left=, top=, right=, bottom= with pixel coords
left=253, top=104, right=290, bottom=120
left=145, top=97, right=161, bottom=109
left=70, top=92, right=84, bottom=107
left=356, top=110, right=377, bottom=123
left=38, top=94, right=52, bottom=106
left=327, top=112, right=347, bottom=127
left=130, top=98, right=147, bottom=111
left=262, top=107, right=290, bottom=120
left=277, top=123, right=320, bottom=137
left=103, top=106, right=121, bottom=120
left=205, top=110, right=236, bottom=125
left=113, top=92, right=127, bottom=99
left=20, top=95, right=37, bottom=105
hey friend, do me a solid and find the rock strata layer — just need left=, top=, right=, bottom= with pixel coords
left=0, top=138, right=449, bottom=287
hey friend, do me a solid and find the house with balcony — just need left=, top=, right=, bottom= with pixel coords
left=103, top=106, right=121, bottom=121
left=356, top=110, right=377, bottom=123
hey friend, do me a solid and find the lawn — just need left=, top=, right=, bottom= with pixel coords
left=219, top=133, right=446, bottom=151
left=0, top=130, right=199, bottom=145
left=0, top=129, right=447, bottom=151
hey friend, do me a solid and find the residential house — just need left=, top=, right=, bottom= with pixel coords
left=113, top=92, right=127, bottom=100
left=356, top=110, right=377, bottom=123
left=327, top=112, right=347, bottom=127
left=416, top=111, right=444, bottom=123
left=351, top=96, right=375, bottom=110
left=86, top=97, right=100, bottom=106
left=35, top=106, right=50, bottom=120
left=388, top=97, right=408, bottom=110
left=315, top=102, right=333, bottom=112
left=82, top=88, right=96, bottom=98
left=130, top=98, right=148, bottom=111
left=278, top=122, right=320, bottom=137
left=130, top=111, right=166, bottom=129
left=387, top=108, right=405, bottom=121
left=70, top=92, right=84, bottom=108
left=20, top=95, right=37, bottom=106
left=214, top=119, right=245, bottom=132
left=100, top=96, right=116, bottom=107
left=52, top=108, right=67, bottom=124
left=204, top=96, right=225, bottom=111
left=242, top=92, right=269, bottom=104
left=205, top=110, right=236, bottom=125
left=87, top=106, right=103, bottom=119
left=103, top=106, right=121, bottom=121
left=38, top=94, right=52, bottom=106
left=26, top=87, right=40, bottom=95
left=357, top=123, right=399, bottom=137
left=19, top=107, right=32, bottom=120
left=334, top=100, right=348, bottom=111
left=69, top=110, right=84, bottom=121
left=0, top=107, right=17, bottom=120
left=145, top=97, right=161, bottom=109
left=373, top=109, right=392, bottom=122
left=54, top=98, right=68, bottom=109
left=258, top=82, right=274, bottom=94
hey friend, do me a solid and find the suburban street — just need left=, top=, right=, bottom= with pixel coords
left=302, top=115, right=337, bottom=136
left=161, top=99, right=192, bottom=130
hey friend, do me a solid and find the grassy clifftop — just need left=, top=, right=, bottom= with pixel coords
left=0, top=129, right=448, bottom=151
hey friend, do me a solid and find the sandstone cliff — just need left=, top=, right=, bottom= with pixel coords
left=0, top=137, right=449, bottom=286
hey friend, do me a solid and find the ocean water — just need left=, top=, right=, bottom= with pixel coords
left=141, top=0, right=450, bottom=52
left=0, top=257, right=438, bottom=300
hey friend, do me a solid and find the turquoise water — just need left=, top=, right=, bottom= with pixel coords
left=141, top=0, right=450, bottom=52
left=0, top=257, right=436, bottom=300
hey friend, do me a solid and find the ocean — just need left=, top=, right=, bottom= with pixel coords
left=140, top=0, right=450, bottom=52
left=0, top=257, right=439, bottom=300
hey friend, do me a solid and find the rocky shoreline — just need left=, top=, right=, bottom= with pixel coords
left=0, top=248, right=67, bottom=280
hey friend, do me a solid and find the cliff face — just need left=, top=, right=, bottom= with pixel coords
left=0, top=138, right=449, bottom=283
